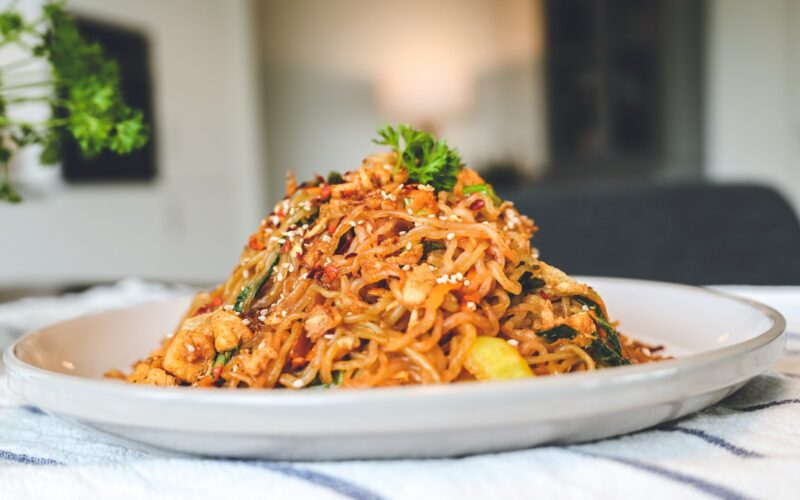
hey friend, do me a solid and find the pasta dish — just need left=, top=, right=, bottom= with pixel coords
left=111, top=125, right=661, bottom=389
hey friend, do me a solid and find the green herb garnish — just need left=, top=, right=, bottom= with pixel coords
left=0, top=2, right=148, bottom=203
left=373, top=124, right=463, bottom=192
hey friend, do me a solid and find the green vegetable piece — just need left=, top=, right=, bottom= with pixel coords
left=575, top=296, right=625, bottom=356
left=519, top=271, right=546, bottom=293
left=213, top=350, right=233, bottom=369
left=463, top=183, right=502, bottom=206
left=536, top=324, right=578, bottom=342
left=575, top=295, right=629, bottom=366
left=422, top=240, right=446, bottom=255
left=308, top=370, right=344, bottom=389
left=234, top=252, right=280, bottom=313
left=588, top=338, right=629, bottom=367
left=327, top=171, right=344, bottom=184
left=373, top=124, right=463, bottom=192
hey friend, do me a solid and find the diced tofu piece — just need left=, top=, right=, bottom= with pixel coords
left=304, top=304, right=342, bottom=341
left=208, top=310, right=253, bottom=352
left=163, top=329, right=215, bottom=383
left=402, top=266, right=434, bottom=306
left=126, top=363, right=177, bottom=386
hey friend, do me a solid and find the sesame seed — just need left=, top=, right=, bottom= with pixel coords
left=185, top=344, right=195, bottom=353
left=242, top=319, right=251, bottom=326
left=464, top=279, right=471, bottom=286
left=223, top=305, right=234, bottom=311
left=466, top=301, right=477, bottom=311
left=281, top=310, right=287, bottom=317
left=399, top=231, right=407, bottom=236
left=292, top=379, right=304, bottom=388
left=446, top=232, right=455, bottom=240
left=507, top=339, right=520, bottom=347
left=406, top=208, right=413, bottom=215
left=402, top=264, right=411, bottom=271
left=405, top=242, right=412, bottom=251
left=324, top=333, right=334, bottom=340
left=258, top=315, right=266, bottom=322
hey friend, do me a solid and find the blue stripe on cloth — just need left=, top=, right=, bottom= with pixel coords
left=238, top=461, right=384, bottom=500
left=21, top=405, right=46, bottom=415
left=663, top=426, right=762, bottom=458
left=732, top=399, right=800, bottom=413
left=571, top=450, right=750, bottom=500
left=0, top=449, right=62, bottom=466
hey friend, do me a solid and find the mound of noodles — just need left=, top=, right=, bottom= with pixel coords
left=113, top=151, right=661, bottom=389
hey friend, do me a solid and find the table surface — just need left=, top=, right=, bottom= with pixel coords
left=0, top=280, right=798, bottom=500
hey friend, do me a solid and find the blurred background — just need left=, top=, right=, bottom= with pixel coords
left=1, top=0, right=799, bottom=296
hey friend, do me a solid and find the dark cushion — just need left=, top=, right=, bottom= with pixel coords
left=503, top=182, right=800, bottom=285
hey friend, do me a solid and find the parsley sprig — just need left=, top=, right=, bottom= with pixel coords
left=0, top=1, right=148, bottom=203
left=373, top=124, right=463, bottom=192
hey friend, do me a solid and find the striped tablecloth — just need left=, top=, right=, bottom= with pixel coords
left=0, top=280, right=798, bottom=500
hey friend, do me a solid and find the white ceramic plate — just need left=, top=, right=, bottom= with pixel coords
left=3, top=277, right=786, bottom=460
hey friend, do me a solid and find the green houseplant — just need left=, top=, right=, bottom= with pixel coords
left=0, top=1, right=148, bottom=203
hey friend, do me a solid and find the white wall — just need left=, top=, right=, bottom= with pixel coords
left=258, top=0, right=547, bottom=200
left=0, top=0, right=266, bottom=288
left=706, top=0, right=800, bottom=214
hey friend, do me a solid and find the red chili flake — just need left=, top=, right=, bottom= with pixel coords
left=324, top=264, right=339, bottom=281
left=327, top=222, right=338, bottom=234
left=281, top=239, right=292, bottom=253
left=315, top=174, right=325, bottom=185
left=539, top=291, right=550, bottom=300
left=469, top=199, right=485, bottom=211
left=212, top=365, right=223, bottom=382
left=319, top=184, right=332, bottom=201
left=211, top=296, right=223, bottom=308
left=276, top=206, right=286, bottom=217
left=248, top=234, right=265, bottom=251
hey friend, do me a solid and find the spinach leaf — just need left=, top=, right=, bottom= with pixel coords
left=519, top=271, right=546, bottom=293
left=588, top=338, right=630, bottom=367
left=536, top=324, right=578, bottom=342
left=575, top=295, right=630, bottom=366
